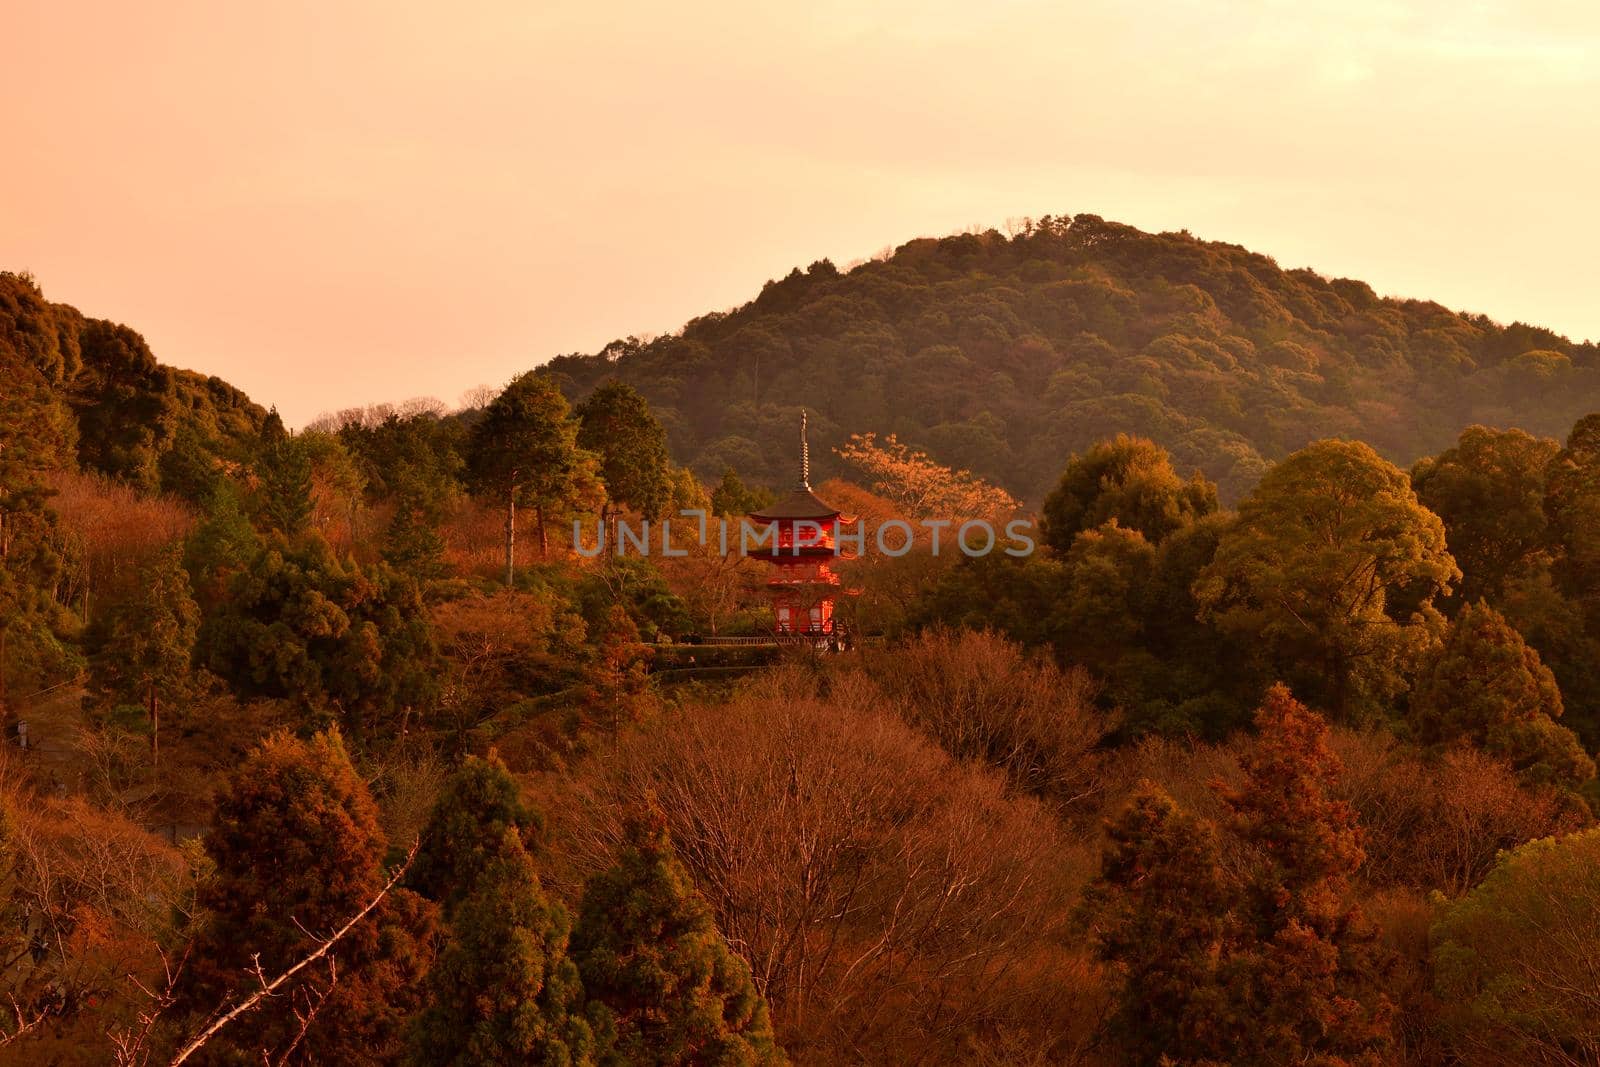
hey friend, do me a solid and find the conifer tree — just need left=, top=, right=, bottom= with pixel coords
left=408, top=828, right=601, bottom=1067
left=575, top=380, right=671, bottom=529
left=1081, top=783, right=1234, bottom=1065
left=255, top=417, right=314, bottom=536
left=183, top=480, right=262, bottom=611
left=573, top=812, right=784, bottom=1067
left=178, top=729, right=437, bottom=1065
left=1413, top=600, right=1595, bottom=786
left=90, top=544, right=199, bottom=765
left=410, top=752, right=542, bottom=915
left=468, top=371, right=587, bottom=583
left=1213, top=684, right=1394, bottom=1065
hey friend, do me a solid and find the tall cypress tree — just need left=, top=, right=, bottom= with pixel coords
left=1214, top=684, right=1394, bottom=1064
left=177, top=729, right=436, bottom=1065
left=410, top=752, right=542, bottom=916
left=408, top=828, right=601, bottom=1067
left=1413, top=600, right=1595, bottom=786
left=1081, top=783, right=1234, bottom=1065
left=573, top=812, right=784, bottom=1066
left=89, top=544, right=200, bottom=765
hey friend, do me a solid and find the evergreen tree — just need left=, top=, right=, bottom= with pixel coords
left=197, top=533, right=437, bottom=739
left=1213, top=684, right=1394, bottom=1065
left=0, top=349, right=75, bottom=720
left=468, top=371, right=588, bottom=583
left=709, top=468, right=773, bottom=518
left=573, top=811, right=784, bottom=1066
left=183, top=480, right=262, bottom=611
left=1081, top=783, right=1234, bottom=1066
left=1195, top=439, right=1460, bottom=721
left=1411, top=426, right=1558, bottom=604
left=1042, top=433, right=1217, bottom=552
left=1413, top=601, right=1595, bottom=786
left=583, top=604, right=653, bottom=734
left=1544, top=412, right=1600, bottom=629
left=410, top=752, right=543, bottom=916
left=255, top=419, right=314, bottom=537
left=89, top=544, right=200, bottom=765
left=381, top=490, right=447, bottom=581
left=576, top=380, right=671, bottom=528
left=178, top=729, right=437, bottom=1065
left=408, top=829, right=601, bottom=1067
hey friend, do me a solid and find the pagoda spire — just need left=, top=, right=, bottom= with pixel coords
left=798, top=409, right=811, bottom=490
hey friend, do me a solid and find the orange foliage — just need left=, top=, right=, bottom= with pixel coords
left=47, top=471, right=192, bottom=622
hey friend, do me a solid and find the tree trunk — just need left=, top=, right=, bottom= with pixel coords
left=148, top=682, right=159, bottom=769
left=536, top=503, right=548, bottom=559
left=0, top=623, right=8, bottom=730
left=504, top=488, right=517, bottom=588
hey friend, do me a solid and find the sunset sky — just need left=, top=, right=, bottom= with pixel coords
left=7, top=1, right=1598, bottom=427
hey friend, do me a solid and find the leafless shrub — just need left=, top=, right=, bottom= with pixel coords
left=1331, top=730, right=1586, bottom=895
left=547, top=687, right=1090, bottom=1063
left=860, top=628, right=1115, bottom=809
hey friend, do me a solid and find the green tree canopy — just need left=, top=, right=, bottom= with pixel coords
left=1431, top=827, right=1600, bottom=1066
left=1195, top=439, right=1460, bottom=720
left=408, top=828, right=601, bottom=1067
left=197, top=534, right=437, bottom=739
left=468, top=371, right=589, bottom=579
left=576, top=380, right=671, bottom=522
left=1412, top=425, right=1559, bottom=604
left=1413, top=601, right=1595, bottom=787
left=573, top=812, right=784, bottom=1066
left=1042, top=433, right=1217, bottom=552
left=89, top=545, right=199, bottom=763
left=410, top=752, right=543, bottom=916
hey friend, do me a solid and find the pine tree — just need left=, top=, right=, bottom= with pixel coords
left=178, top=729, right=436, bottom=1065
left=254, top=415, right=315, bottom=537
left=583, top=604, right=652, bottom=734
left=183, top=480, right=262, bottom=611
left=408, top=828, right=601, bottom=1067
left=575, top=380, right=671, bottom=529
left=1080, top=783, right=1234, bottom=1065
left=89, top=544, right=199, bottom=765
left=1413, top=600, right=1595, bottom=786
left=467, top=372, right=588, bottom=584
left=1213, top=684, right=1394, bottom=1065
left=574, top=811, right=784, bottom=1066
left=410, top=752, right=542, bottom=916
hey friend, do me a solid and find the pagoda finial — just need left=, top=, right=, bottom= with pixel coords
left=799, top=409, right=811, bottom=490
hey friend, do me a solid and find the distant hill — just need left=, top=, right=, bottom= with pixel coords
left=0, top=271, right=265, bottom=491
left=545, top=214, right=1599, bottom=501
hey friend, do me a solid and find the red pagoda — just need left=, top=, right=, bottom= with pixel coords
left=747, top=412, right=853, bottom=640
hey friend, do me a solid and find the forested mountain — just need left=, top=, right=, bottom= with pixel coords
left=0, top=271, right=266, bottom=493
left=546, top=214, right=1598, bottom=500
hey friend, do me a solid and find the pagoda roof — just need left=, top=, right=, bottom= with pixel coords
left=748, top=486, right=842, bottom=522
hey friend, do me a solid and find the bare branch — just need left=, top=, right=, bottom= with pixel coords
left=167, top=840, right=417, bottom=1066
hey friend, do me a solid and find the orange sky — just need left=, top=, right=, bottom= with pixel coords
left=6, top=1, right=1599, bottom=427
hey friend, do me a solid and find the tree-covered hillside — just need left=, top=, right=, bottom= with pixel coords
left=1, top=271, right=266, bottom=493
left=546, top=214, right=1598, bottom=501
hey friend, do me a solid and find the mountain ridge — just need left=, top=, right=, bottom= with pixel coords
left=543, top=213, right=1598, bottom=501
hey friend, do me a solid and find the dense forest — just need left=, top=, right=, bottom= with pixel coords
left=3, top=231, right=1600, bottom=1067
left=546, top=214, right=1599, bottom=501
